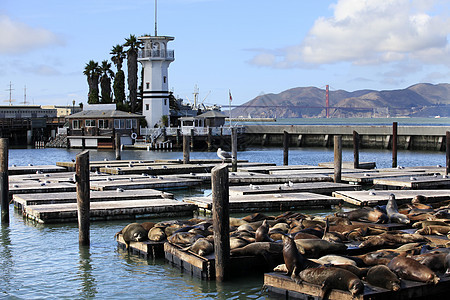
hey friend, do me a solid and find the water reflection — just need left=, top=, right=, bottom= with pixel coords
left=0, top=223, right=13, bottom=286
left=78, top=246, right=97, bottom=298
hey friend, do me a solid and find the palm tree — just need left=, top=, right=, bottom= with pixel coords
left=83, top=60, right=100, bottom=104
left=123, top=34, right=142, bottom=113
left=110, top=44, right=126, bottom=107
left=100, top=60, right=114, bottom=103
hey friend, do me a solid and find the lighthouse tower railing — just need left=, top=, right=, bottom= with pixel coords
left=138, top=49, right=174, bottom=59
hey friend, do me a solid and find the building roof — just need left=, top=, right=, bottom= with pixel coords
left=66, top=110, right=144, bottom=119
left=196, top=110, right=227, bottom=118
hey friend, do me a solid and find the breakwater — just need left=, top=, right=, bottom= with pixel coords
left=243, top=124, right=450, bottom=151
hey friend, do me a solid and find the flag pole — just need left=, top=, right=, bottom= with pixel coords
left=229, top=90, right=232, bottom=128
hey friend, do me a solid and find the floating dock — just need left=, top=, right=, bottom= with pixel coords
left=332, top=189, right=450, bottom=206
left=184, top=192, right=340, bottom=213
left=229, top=182, right=361, bottom=196
left=116, top=234, right=165, bottom=258
left=264, top=272, right=450, bottom=299
left=372, top=175, right=450, bottom=189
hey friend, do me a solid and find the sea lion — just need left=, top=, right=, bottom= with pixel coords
left=230, top=242, right=284, bottom=269
left=255, top=219, right=273, bottom=242
left=242, top=212, right=270, bottom=223
left=230, top=236, right=250, bottom=250
left=359, top=232, right=429, bottom=250
left=326, top=215, right=352, bottom=226
left=293, top=232, right=320, bottom=240
left=366, top=265, right=400, bottom=291
left=322, top=219, right=348, bottom=243
left=412, top=194, right=428, bottom=204
left=140, top=222, right=155, bottom=232
left=301, top=218, right=326, bottom=229
left=411, top=251, right=449, bottom=273
left=336, top=207, right=388, bottom=223
left=412, top=220, right=449, bottom=229
left=294, top=239, right=347, bottom=258
left=388, top=256, right=440, bottom=284
left=271, top=222, right=289, bottom=233
left=416, top=225, right=450, bottom=235
left=298, top=267, right=364, bottom=298
left=357, top=249, right=405, bottom=266
left=119, top=223, right=149, bottom=249
left=329, top=264, right=368, bottom=278
left=148, top=226, right=167, bottom=242
left=316, top=255, right=357, bottom=266
left=229, top=217, right=248, bottom=227
left=434, top=209, right=450, bottom=219
left=386, top=194, right=410, bottom=224
left=182, top=237, right=214, bottom=257
left=281, top=234, right=320, bottom=281
left=167, top=232, right=203, bottom=246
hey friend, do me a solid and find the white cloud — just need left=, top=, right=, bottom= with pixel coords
left=0, top=15, right=64, bottom=54
left=250, top=0, right=450, bottom=68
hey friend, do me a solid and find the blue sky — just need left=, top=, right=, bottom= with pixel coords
left=0, top=0, right=449, bottom=108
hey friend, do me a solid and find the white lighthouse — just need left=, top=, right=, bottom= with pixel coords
left=138, top=35, right=174, bottom=128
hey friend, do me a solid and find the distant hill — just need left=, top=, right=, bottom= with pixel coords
left=231, top=83, right=450, bottom=118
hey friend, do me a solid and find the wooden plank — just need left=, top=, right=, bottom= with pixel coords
left=90, top=177, right=202, bottom=191
left=229, top=182, right=361, bottom=196
left=13, top=189, right=172, bottom=208
left=9, top=181, right=76, bottom=195
left=238, top=165, right=328, bottom=174
left=333, top=189, right=450, bottom=206
left=372, top=175, right=450, bottom=189
left=99, top=164, right=216, bottom=175
left=184, top=192, right=340, bottom=212
left=9, top=165, right=67, bottom=175
left=339, top=171, right=435, bottom=184
left=21, top=199, right=196, bottom=223
left=376, top=165, right=445, bottom=173
left=268, top=168, right=378, bottom=176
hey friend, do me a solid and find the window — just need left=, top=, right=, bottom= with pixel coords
left=126, top=119, right=132, bottom=129
left=114, top=119, right=120, bottom=129
left=146, top=82, right=150, bottom=89
left=164, top=99, right=167, bottom=106
left=163, top=76, right=167, bottom=83
left=146, top=104, right=149, bottom=110
left=120, top=119, right=125, bottom=129
left=132, top=119, right=137, bottom=128
left=73, top=120, right=81, bottom=129
left=98, top=119, right=109, bottom=129
left=85, top=119, right=95, bottom=127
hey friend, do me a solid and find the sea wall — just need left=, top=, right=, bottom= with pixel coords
left=243, top=125, right=450, bottom=151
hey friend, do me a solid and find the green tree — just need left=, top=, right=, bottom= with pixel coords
left=123, top=34, right=142, bottom=113
left=83, top=60, right=100, bottom=104
left=110, top=44, right=126, bottom=107
left=100, top=60, right=114, bottom=103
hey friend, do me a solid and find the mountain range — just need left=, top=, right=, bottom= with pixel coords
left=231, top=83, right=450, bottom=118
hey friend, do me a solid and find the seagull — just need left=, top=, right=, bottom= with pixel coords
left=217, top=148, right=232, bottom=162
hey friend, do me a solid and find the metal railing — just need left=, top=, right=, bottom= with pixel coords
left=138, top=49, right=174, bottom=59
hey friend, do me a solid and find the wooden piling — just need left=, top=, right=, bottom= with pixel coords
left=446, top=131, right=450, bottom=175
left=81, top=127, right=85, bottom=150
left=231, top=127, right=237, bottom=172
left=115, top=133, right=121, bottom=160
left=392, top=122, right=398, bottom=168
left=212, top=164, right=230, bottom=282
left=353, top=130, right=360, bottom=169
left=283, top=131, right=289, bottom=166
left=183, top=135, right=190, bottom=164
left=176, top=128, right=181, bottom=148
left=207, top=127, right=213, bottom=151
left=334, top=135, right=342, bottom=183
left=0, top=138, right=9, bottom=224
left=76, top=150, right=90, bottom=246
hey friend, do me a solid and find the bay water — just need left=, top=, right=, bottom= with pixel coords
left=0, top=139, right=447, bottom=299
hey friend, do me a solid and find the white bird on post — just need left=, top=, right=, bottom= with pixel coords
left=217, top=148, right=232, bottom=163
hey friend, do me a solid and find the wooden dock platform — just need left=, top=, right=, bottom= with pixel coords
left=9, top=181, right=76, bottom=195
left=229, top=182, right=361, bottom=196
left=332, top=189, right=450, bottom=206
left=264, top=272, right=450, bottom=299
left=116, top=234, right=165, bottom=258
left=89, top=177, right=203, bottom=191
left=9, top=164, right=67, bottom=175
left=372, top=175, right=450, bottom=189
left=339, top=171, right=435, bottom=185
left=20, top=199, right=197, bottom=223
left=184, top=192, right=340, bottom=213
left=13, top=189, right=172, bottom=209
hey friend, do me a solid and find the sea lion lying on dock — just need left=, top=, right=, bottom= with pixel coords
left=366, top=265, right=400, bottom=291
left=230, top=242, right=283, bottom=269
left=298, top=266, right=364, bottom=298
left=118, top=223, right=149, bottom=249
left=388, top=256, right=440, bottom=284
left=335, top=207, right=388, bottom=223
left=182, top=237, right=214, bottom=257
left=294, top=239, right=347, bottom=258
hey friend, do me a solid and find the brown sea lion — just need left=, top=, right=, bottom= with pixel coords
left=316, top=255, right=357, bottom=266
left=336, top=207, right=388, bottom=223
left=281, top=234, right=320, bottom=281
left=119, top=223, right=149, bottom=249
left=388, top=256, right=440, bottom=284
left=242, top=212, right=270, bottom=223
left=140, top=222, right=155, bottom=232
left=229, top=217, right=248, bottom=227
left=182, top=237, right=214, bottom=257
left=326, top=215, right=352, bottom=226
left=366, top=265, right=400, bottom=291
left=322, top=219, right=348, bottom=243
left=255, top=219, right=273, bottom=242
left=230, top=236, right=250, bottom=250
left=357, top=249, right=405, bottom=266
left=148, top=226, right=167, bottom=242
left=412, top=194, right=428, bottom=204
left=294, top=239, right=347, bottom=258
left=359, top=232, right=429, bottom=250
left=301, top=218, right=326, bottom=229
left=298, top=267, right=364, bottom=298
left=416, top=225, right=450, bottom=235
left=329, top=264, right=368, bottom=278
left=293, top=232, right=321, bottom=240
left=168, top=232, right=203, bottom=246
left=230, top=242, right=284, bottom=269
left=386, top=194, right=410, bottom=224
left=412, top=251, right=449, bottom=273
left=412, top=220, right=449, bottom=229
